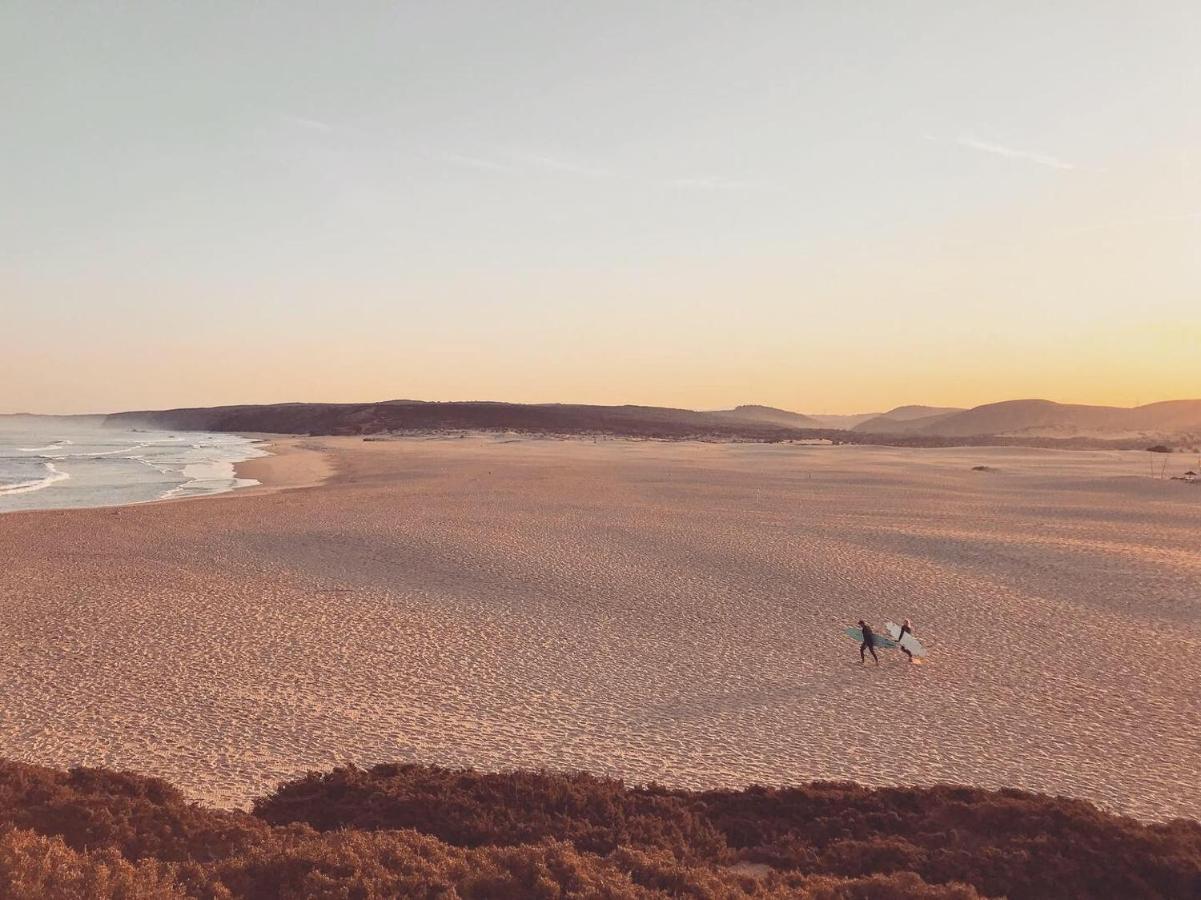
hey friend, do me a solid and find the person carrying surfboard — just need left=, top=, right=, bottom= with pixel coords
left=857, top=620, right=880, bottom=665
left=896, top=618, right=915, bottom=663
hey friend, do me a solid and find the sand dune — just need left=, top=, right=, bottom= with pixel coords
left=0, top=436, right=1198, bottom=819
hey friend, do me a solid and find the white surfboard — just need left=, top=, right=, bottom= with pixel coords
left=885, top=621, right=926, bottom=658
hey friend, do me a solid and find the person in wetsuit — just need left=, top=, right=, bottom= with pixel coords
left=896, top=618, right=915, bottom=663
left=858, top=620, right=879, bottom=665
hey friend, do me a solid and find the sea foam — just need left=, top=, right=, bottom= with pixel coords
left=0, top=462, right=71, bottom=496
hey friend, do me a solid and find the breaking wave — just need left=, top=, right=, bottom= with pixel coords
left=0, top=462, right=71, bottom=496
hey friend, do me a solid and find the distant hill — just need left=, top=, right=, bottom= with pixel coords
left=852, top=405, right=964, bottom=433
left=710, top=404, right=824, bottom=428
left=855, top=399, right=1201, bottom=440
left=806, top=411, right=883, bottom=429
left=104, top=400, right=829, bottom=440
left=98, top=397, right=1201, bottom=448
left=879, top=404, right=966, bottom=422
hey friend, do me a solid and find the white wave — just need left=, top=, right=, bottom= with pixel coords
left=80, top=444, right=144, bottom=457
left=159, top=460, right=258, bottom=500
left=125, top=454, right=176, bottom=476
left=18, top=440, right=74, bottom=452
left=3, top=430, right=262, bottom=511
left=0, top=462, right=71, bottom=496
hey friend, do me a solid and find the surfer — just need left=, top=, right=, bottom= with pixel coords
left=896, top=618, right=916, bottom=663
left=857, top=620, right=879, bottom=665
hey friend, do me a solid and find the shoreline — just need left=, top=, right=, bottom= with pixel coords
left=6, top=426, right=1181, bottom=520
left=226, top=434, right=337, bottom=498
left=144, top=434, right=337, bottom=508
left=0, top=434, right=336, bottom=517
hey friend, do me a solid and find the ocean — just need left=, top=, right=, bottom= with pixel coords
left=0, top=417, right=267, bottom=513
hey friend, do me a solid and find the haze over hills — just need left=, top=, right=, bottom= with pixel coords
left=804, top=412, right=883, bottom=429
left=852, top=399, right=1201, bottom=441
left=92, top=397, right=1201, bottom=447
left=0, top=413, right=106, bottom=425
left=848, top=406, right=966, bottom=433
left=709, top=405, right=825, bottom=429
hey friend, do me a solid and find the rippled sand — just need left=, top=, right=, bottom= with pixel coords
left=0, top=436, right=1198, bottom=820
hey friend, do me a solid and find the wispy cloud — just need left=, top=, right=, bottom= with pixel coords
left=436, top=152, right=517, bottom=173
left=508, top=151, right=610, bottom=178
left=280, top=113, right=335, bottom=133
left=924, top=132, right=1078, bottom=171
left=666, top=176, right=767, bottom=191
left=947, top=133, right=1077, bottom=170
left=435, top=148, right=611, bottom=179
left=437, top=149, right=766, bottom=193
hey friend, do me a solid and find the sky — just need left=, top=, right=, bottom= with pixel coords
left=2, top=1, right=1199, bottom=415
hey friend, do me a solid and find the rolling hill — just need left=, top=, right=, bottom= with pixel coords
left=851, top=405, right=964, bottom=433
left=709, top=404, right=825, bottom=428
left=103, top=400, right=827, bottom=440
left=854, top=399, right=1201, bottom=439
left=804, top=411, right=883, bottom=429
left=94, top=397, right=1201, bottom=447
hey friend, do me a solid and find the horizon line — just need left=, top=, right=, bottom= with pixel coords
left=6, top=395, right=1201, bottom=419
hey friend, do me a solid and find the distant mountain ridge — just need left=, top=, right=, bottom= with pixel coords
left=805, top=412, right=883, bottom=429
left=104, top=401, right=827, bottom=441
left=853, top=399, right=1201, bottom=439
left=710, top=405, right=824, bottom=428
left=878, top=405, right=966, bottom=422
left=92, top=397, right=1201, bottom=447
left=851, top=406, right=965, bottom=433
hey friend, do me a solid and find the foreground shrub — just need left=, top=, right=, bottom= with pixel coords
left=0, top=761, right=271, bottom=863
left=254, top=764, right=728, bottom=859
left=257, top=767, right=1201, bottom=899
left=190, top=833, right=979, bottom=900
left=0, top=827, right=183, bottom=899
left=193, top=832, right=736, bottom=899
left=698, top=782, right=1201, bottom=898
left=0, top=760, right=1196, bottom=898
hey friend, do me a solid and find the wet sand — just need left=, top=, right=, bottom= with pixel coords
left=0, top=435, right=1198, bottom=820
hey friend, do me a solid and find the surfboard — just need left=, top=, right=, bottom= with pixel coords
left=845, top=627, right=896, bottom=649
left=885, top=621, right=926, bottom=657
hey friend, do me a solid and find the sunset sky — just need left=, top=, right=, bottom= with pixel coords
left=3, top=2, right=1199, bottom=415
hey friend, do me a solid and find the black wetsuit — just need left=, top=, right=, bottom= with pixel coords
left=898, top=623, right=914, bottom=660
left=860, top=625, right=879, bottom=663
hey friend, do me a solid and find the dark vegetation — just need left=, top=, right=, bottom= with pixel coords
left=102, top=400, right=1175, bottom=450
left=0, top=761, right=1198, bottom=898
left=105, top=400, right=827, bottom=443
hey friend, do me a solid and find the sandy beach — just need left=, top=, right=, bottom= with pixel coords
left=0, top=435, right=1198, bottom=820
